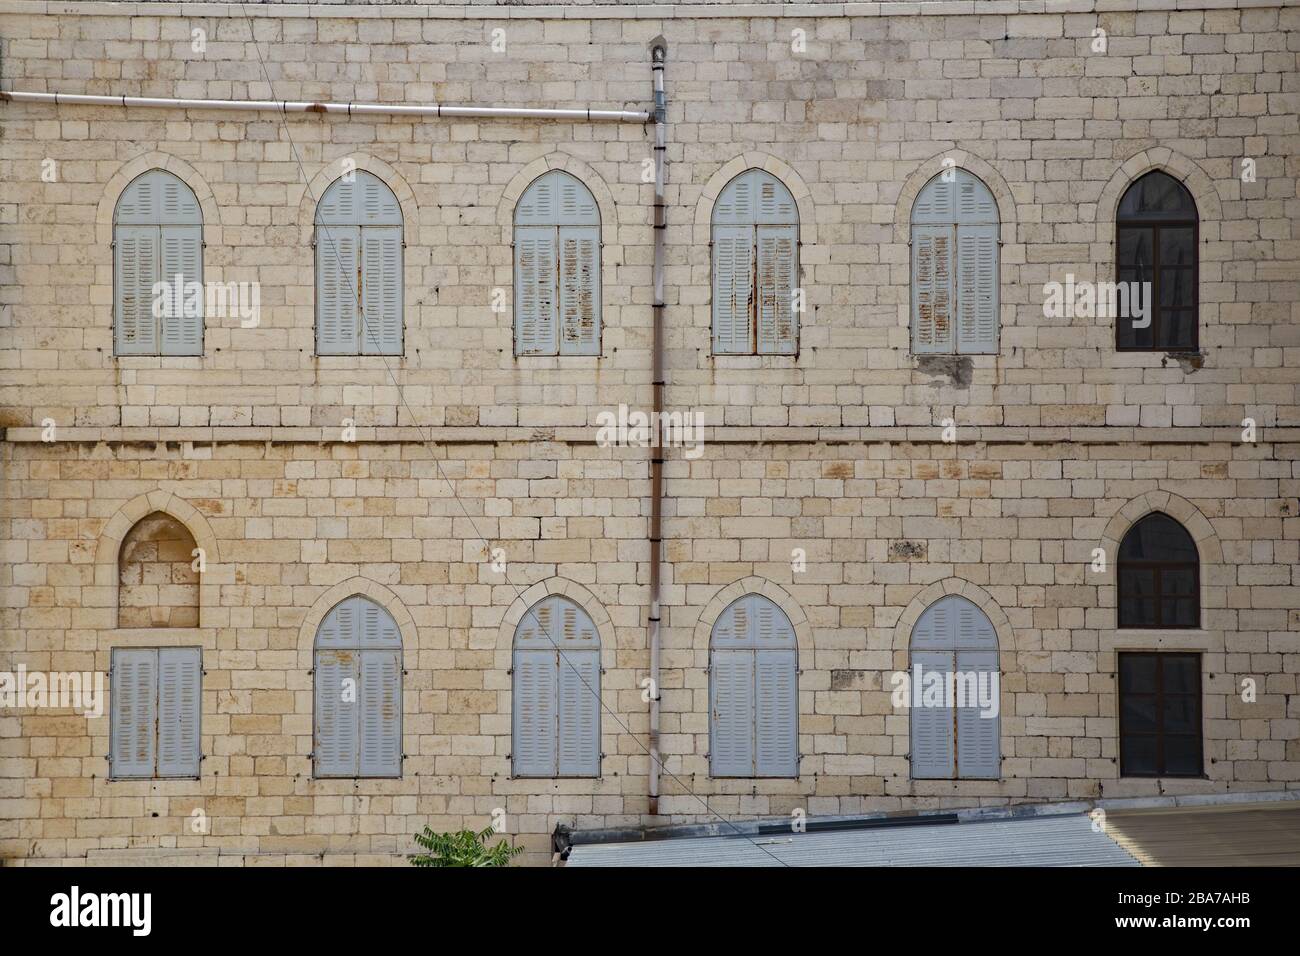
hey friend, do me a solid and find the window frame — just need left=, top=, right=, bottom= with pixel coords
left=109, top=645, right=203, bottom=781
left=1116, top=514, right=1201, bottom=630
left=1114, top=173, right=1199, bottom=353
left=1118, top=651, right=1204, bottom=778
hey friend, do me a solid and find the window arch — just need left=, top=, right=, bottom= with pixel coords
left=114, top=169, right=204, bottom=356
left=312, top=594, right=402, bottom=778
left=1116, top=170, right=1198, bottom=351
left=512, top=595, right=601, bottom=777
left=709, top=593, right=798, bottom=777
left=711, top=169, right=799, bottom=355
left=315, top=171, right=403, bottom=355
left=514, top=170, right=601, bottom=356
left=910, top=168, right=999, bottom=355
left=1117, top=512, right=1200, bottom=628
left=909, top=595, right=1000, bottom=780
left=118, top=512, right=199, bottom=628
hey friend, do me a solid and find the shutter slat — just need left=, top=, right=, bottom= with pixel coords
left=710, top=648, right=756, bottom=777
left=756, top=224, right=798, bottom=355
left=956, top=223, right=999, bottom=354
left=956, top=649, right=1000, bottom=779
left=157, top=647, right=201, bottom=778
left=159, top=224, right=204, bottom=356
left=359, top=649, right=401, bottom=777
left=912, top=225, right=954, bottom=354
left=114, top=225, right=159, bottom=355
left=360, top=225, right=403, bottom=355
left=712, top=225, right=754, bottom=354
left=110, top=648, right=158, bottom=778
left=754, top=648, right=798, bottom=777
left=514, top=226, right=558, bottom=356
left=558, top=225, right=601, bottom=356
left=316, top=225, right=360, bottom=355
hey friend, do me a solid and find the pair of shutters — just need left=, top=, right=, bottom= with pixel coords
left=313, top=596, right=402, bottom=778
left=712, top=169, right=799, bottom=355
left=910, top=595, right=1000, bottom=780
left=315, top=225, right=403, bottom=355
left=514, top=171, right=601, bottom=356
left=114, top=169, right=204, bottom=356
left=110, top=647, right=201, bottom=779
left=710, top=594, right=799, bottom=777
left=911, top=169, right=999, bottom=354
left=512, top=596, right=601, bottom=777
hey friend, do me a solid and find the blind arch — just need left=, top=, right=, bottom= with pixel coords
left=313, top=594, right=402, bottom=778
left=910, top=168, right=999, bottom=355
left=314, top=170, right=404, bottom=355
left=709, top=593, right=798, bottom=778
left=513, top=170, right=602, bottom=356
left=512, top=594, right=602, bottom=777
left=711, top=169, right=799, bottom=355
left=114, top=169, right=204, bottom=356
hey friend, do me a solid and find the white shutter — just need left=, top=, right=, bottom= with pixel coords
left=110, top=648, right=158, bottom=778
left=956, top=223, right=999, bottom=354
left=754, top=648, right=798, bottom=777
left=360, top=225, right=403, bottom=355
left=710, top=648, right=756, bottom=777
left=558, top=225, right=600, bottom=356
left=557, top=648, right=601, bottom=776
left=114, top=225, right=159, bottom=355
left=910, top=650, right=956, bottom=779
left=912, top=225, right=954, bottom=354
left=159, top=224, right=204, bottom=356
left=712, top=225, right=754, bottom=354
left=912, top=172, right=956, bottom=224
left=956, top=169, right=998, bottom=223
left=512, top=648, right=558, bottom=776
left=359, top=649, right=401, bottom=777
left=314, top=648, right=359, bottom=777
left=956, top=649, right=1000, bottom=779
left=514, top=225, right=558, bottom=355
left=157, top=647, right=201, bottom=778
left=756, top=224, right=798, bottom=355
left=316, top=225, right=360, bottom=355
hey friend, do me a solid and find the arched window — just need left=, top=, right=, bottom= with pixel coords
left=315, top=171, right=403, bottom=355
left=709, top=594, right=798, bottom=777
left=1117, top=513, right=1200, bottom=628
left=910, top=169, right=999, bottom=354
left=711, top=169, right=799, bottom=355
left=909, top=595, right=1000, bottom=780
left=118, top=512, right=199, bottom=628
left=514, top=170, right=601, bottom=356
left=313, top=595, right=402, bottom=777
left=1116, top=170, right=1198, bottom=351
left=512, top=595, right=601, bottom=777
left=114, top=169, right=203, bottom=356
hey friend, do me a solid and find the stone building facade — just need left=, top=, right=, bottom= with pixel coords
left=0, top=0, right=1297, bottom=865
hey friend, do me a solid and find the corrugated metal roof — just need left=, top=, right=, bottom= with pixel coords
left=565, top=813, right=1141, bottom=867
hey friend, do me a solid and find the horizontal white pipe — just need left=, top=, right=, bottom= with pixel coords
left=0, top=89, right=650, bottom=122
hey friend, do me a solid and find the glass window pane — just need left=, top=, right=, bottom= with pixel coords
left=1159, top=227, right=1194, bottom=265
left=1119, top=514, right=1198, bottom=562
left=1121, top=735, right=1157, bottom=776
left=1123, top=695, right=1158, bottom=733
left=1159, top=268, right=1193, bottom=307
left=1163, top=655, right=1199, bottom=693
left=1163, top=735, right=1202, bottom=776
left=1161, top=566, right=1196, bottom=596
left=1120, top=654, right=1157, bottom=694
left=1162, top=696, right=1198, bottom=734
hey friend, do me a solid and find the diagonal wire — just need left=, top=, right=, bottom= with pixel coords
left=239, top=5, right=791, bottom=866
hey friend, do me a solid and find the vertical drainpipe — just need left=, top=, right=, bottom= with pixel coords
left=647, top=39, right=667, bottom=817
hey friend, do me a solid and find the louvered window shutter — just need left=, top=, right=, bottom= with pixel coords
left=710, top=649, right=756, bottom=776
left=314, top=648, right=360, bottom=777
left=514, top=226, right=558, bottom=356
left=512, top=648, right=558, bottom=776
left=157, top=647, right=201, bottom=778
left=754, top=648, right=798, bottom=776
left=712, top=225, right=754, bottom=354
left=558, top=225, right=601, bottom=355
left=557, top=648, right=601, bottom=776
left=910, top=650, right=956, bottom=778
left=111, top=648, right=158, bottom=778
left=316, top=225, right=360, bottom=355
left=360, top=225, right=403, bottom=355
left=911, top=225, right=954, bottom=354
left=359, top=649, right=401, bottom=777
left=956, top=223, right=998, bottom=354
left=114, top=226, right=160, bottom=356
left=756, top=224, right=798, bottom=354
left=159, top=225, right=204, bottom=356
left=955, top=649, right=1000, bottom=779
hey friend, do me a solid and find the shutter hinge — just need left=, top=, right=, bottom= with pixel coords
left=506, top=668, right=513, bottom=676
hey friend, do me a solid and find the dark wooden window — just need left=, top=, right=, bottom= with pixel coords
left=1116, top=170, right=1198, bottom=351
left=1117, top=512, right=1200, bottom=628
left=1119, top=652, right=1202, bottom=777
